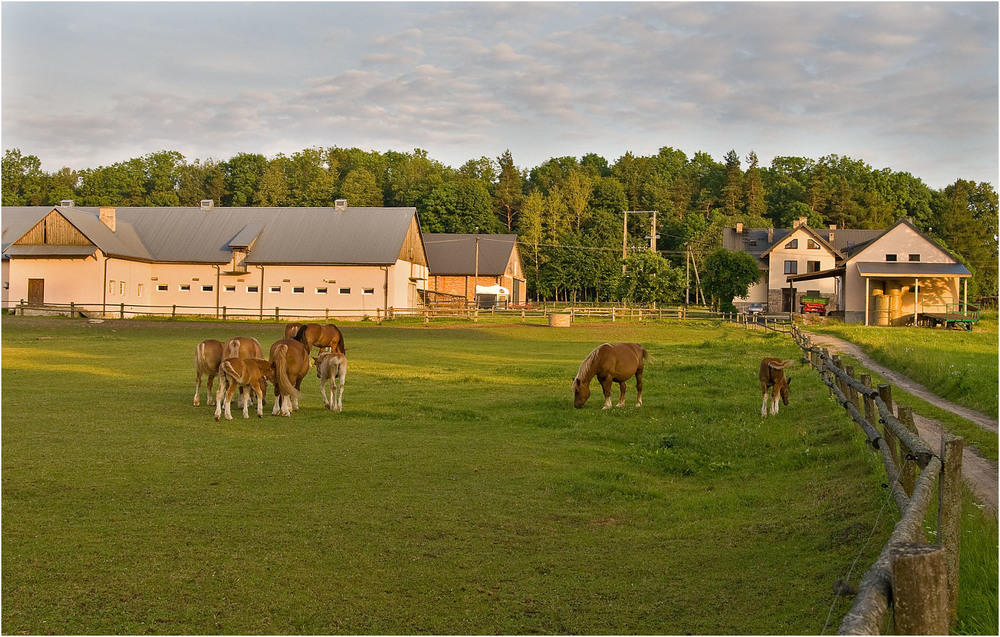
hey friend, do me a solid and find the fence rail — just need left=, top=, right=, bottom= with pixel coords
left=790, top=324, right=963, bottom=635
left=4, top=299, right=730, bottom=324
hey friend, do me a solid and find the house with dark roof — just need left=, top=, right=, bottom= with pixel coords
left=2, top=202, right=428, bottom=318
left=421, top=233, right=526, bottom=308
left=723, top=217, right=972, bottom=324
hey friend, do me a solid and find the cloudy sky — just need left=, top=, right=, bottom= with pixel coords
left=2, top=1, right=997, bottom=189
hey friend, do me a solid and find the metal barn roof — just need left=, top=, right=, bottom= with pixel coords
left=421, top=234, right=518, bottom=276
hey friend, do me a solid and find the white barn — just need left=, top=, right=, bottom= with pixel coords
left=2, top=202, right=429, bottom=319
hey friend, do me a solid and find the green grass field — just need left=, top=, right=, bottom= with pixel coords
left=1, top=317, right=994, bottom=634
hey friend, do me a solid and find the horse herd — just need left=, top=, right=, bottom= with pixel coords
left=193, top=323, right=347, bottom=420
left=195, top=330, right=792, bottom=420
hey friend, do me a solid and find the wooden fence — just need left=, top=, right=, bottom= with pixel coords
left=791, top=324, right=963, bottom=635
left=4, top=299, right=727, bottom=324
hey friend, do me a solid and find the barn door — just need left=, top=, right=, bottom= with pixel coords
left=27, top=279, right=44, bottom=306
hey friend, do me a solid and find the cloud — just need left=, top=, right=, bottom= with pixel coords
left=1, top=2, right=995, bottom=187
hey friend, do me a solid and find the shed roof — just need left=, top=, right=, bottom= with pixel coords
left=421, top=233, right=519, bottom=276
left=856, top=262, right=971, bottom=278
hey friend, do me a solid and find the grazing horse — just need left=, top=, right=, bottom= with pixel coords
left=215, top=358, right=274, bottom=420
left=573, top=342, right=649, bottom=409
left=314, top=351, right=347, bottom=412
left=294, top=323, right=345, bottom=355
left=269, top=339, right=311, bottom=417
left=193, top=339, right=224, bottom=406
left=759, top=358, right=793, bottom=417
left=224, top=336, right=263, bottom=360
left=283, top=323, right=303, bottom=340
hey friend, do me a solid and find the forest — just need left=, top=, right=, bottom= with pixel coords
left=2, top=146, right=996, bottom=305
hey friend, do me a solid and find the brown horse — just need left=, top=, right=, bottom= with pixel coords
left=294, top=323, right=345, bottom=355
left=283, top=323, right=303, bottom=339
left=573, top=342, right=649, bottom=409
left=193, top=339, right=224, bottom=406
left=269, top=339, right=311, bottom=416
left=215, top=358, right=274, bottom=420
left=759, top=358, right=793, bottom=417
left=224, top=336, right=263, bottom=360
left=314, top=351, right=347, bottom=412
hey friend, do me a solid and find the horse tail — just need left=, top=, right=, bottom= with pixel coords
left=334, top=327, right=346, bottom=354
left=273, top=344, right=300, bottom=401
left=640, top=345, right=651, bottom=364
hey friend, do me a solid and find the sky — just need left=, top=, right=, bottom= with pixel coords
left=2, top=1, right=997, bottom=189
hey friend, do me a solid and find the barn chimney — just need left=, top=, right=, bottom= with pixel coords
left=335, top=199, right=348, bottom=210
left=99, top=207, right=116, bottom=232
left=735, top=222, right=744, bottom=234
left=201, top=199, right=214, bottom=211
left=60, top=199, right=75, bottom=208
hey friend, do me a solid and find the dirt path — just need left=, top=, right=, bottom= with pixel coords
left=804, top=332, right=998, bottom=517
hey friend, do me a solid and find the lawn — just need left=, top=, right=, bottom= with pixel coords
left=0, top=317, right=988, bottom=634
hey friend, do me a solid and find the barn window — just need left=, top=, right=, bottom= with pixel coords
left=201, top=285, right=213, bottom=293
left=269, top=286, right=281, bottom=293
left=179, top=284, right=191, bottom=292
left=909, top=254, right=920, bottom=262
left=293, top=286, right=305, bottom=294
left=316, top=287, right=328, bottom=294
left=137, top=284, right=143, bottom=297
left=247, top=286, right=259, bottom=293
left=156, top=284, right=168, bottom=292
left=363, top=288, right=375, bottom=296
left=339, top=287, right=352, bottom=295
left=224, top=285, right=236, bottom=293
left=108, top=281, right=115, bottom=294
left=119, top=282, right=126, bottom=295
left=885, top=254, right=897, bottom=262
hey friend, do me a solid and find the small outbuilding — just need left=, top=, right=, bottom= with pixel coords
left=421, top=233, right=526, bottom=308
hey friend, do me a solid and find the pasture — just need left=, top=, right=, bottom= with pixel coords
left=0, top=317, right=935, bottom=633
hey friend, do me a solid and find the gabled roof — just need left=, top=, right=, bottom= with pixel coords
left=724, top=224, right=888, bottom=261
left=422, top=233, right=519, bottom=276
left=759, top=224, right=842, bottom=259
left=2, top=206, right=421, bottom=265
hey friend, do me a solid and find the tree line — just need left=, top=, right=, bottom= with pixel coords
left=2, top=146, right=996, bottom=304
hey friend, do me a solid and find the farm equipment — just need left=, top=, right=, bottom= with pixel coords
left=800, top=296, right=828, bottom=315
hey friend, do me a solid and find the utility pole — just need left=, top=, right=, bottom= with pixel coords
left=650, top=210, right=657, bottom=252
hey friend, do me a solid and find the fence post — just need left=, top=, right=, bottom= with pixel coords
left=938, top=434, right=963, bottom=628
left=845, top=366, right=860, bottom=411
left=891, top=543, right=949, bottom=634
left=222, top=306, right=227, bottom=321
left=119, top=303, right=125, bottom=319
left=861, top=375, right=877, bottom=428
left=171, top=304, right=176, bottom=319
left=897, top=407, right=919, bottom=495
left=878, top=384, right=900, bottom=470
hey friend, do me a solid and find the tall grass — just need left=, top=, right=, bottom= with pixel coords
left=1, top=317, right=992, bottom=634
left=807, top=315, right=998, bottom=416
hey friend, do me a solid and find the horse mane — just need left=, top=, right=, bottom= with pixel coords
left=575, top=343, right=610, bottom=381
left=294, top=324, right=310, bottom=342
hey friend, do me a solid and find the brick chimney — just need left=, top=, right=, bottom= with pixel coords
left=735, top=222, right=744, bottom=234
left=99, top=207, right=116, bottom=232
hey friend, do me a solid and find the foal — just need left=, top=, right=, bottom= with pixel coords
left=215, top=358, right=274, bottom=420
left=759, top=358, right=793, bottom=417
left=314, top=351, right=347, bottom=411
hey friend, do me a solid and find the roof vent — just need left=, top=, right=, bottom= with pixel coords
left=201, top=199, right=214, bottom=211
left=60, top=199, right=74, bottom=207
left=334, top=199, right=347, bottom=210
